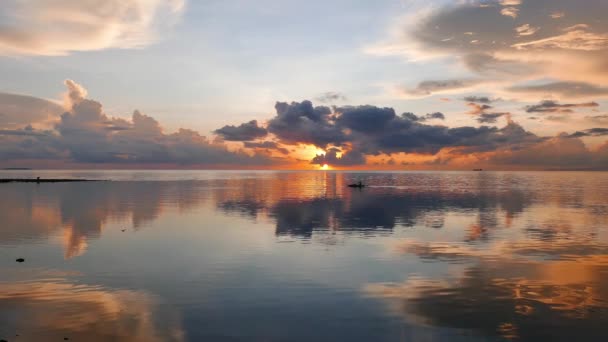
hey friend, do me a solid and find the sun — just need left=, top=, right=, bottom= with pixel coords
left=321, top=164, right=329, bottom=170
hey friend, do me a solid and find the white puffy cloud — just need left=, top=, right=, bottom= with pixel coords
left=0, top=0, right=185, bottom=56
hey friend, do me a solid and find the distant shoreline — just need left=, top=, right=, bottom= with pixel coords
left=0, top=179, right=101, bottom=183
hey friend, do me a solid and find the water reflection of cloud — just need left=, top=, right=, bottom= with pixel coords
left=2, top=172, right=607, bottom=258
left=0, top=182, right=207, bottom=258
left=368, top=234, right=608, bottom=341
left=227, top=188, right=535, bottom=239
left=0, top=279, right=183, bottom=341
left=364, top=255, right=608, bottom=341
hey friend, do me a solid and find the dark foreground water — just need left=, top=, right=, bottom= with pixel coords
left=1, top=170, right=607, bottom=342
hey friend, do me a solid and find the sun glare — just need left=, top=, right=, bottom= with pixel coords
left=321, top=164, right=329, bottom=170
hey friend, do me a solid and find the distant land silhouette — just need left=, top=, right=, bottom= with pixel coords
left=0, top=178, right=99, bottom=183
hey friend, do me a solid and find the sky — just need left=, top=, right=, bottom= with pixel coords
left=1, top=0, right=608, bottom=170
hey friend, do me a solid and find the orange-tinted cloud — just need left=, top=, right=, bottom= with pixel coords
left=0, top=0, right=185, bottom=56
left=369, top=0, right=608, bottom=99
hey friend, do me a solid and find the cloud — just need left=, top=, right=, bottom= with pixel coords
left=500, top=0, right=522, bottom=5
left=5, top=87, right=608, bottom=170
left=515, top=24, right=540, bottom=36
left=463, top=96, right=499, bottom=104
left=488, top=135, right=596, bottom=168
left=243, top=141, right=289, bottom=155
left=310, top=147, right=366, bottom=166
left=525, top=100, right=599, bottom=113
left=0, top=93, right=63, bottom=129
left=501, top=7, right=520, bottom=18
left=376, top=0, right=608, bottom=99
left=335, top=105, right=397, bottom=133
left=0, top=80, right=274, bottom=167
left=315, top=91, right=347, bottom=103
left=466, top=102, right=510, bottom=124
left=0, top=0, right=185, bottom=56
left=421, top=112, right=446, bottom=121
left=267, top=101, right=347, bottom=148
left=508, top=81, right=608, bottom=99
left=512, top=27, right=608, bottom=51
left=398, top=112, right=446, bottom=122
left=397, top=79, right=485, bottom=97
left=224, top=100, right=563, bottom=168
left=567, top=128, right=608, bottom=138
left=585, top=115, right=608, bottom=124
left=467, top=103, right=493, bottom=115
left=214, top=120, right=268, bottom=141
left=478, top=113, right=508, bottom=123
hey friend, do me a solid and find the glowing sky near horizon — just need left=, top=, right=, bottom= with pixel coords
left=1, top=0, right=608, bottom=169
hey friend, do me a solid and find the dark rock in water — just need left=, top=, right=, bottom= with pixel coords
left=16, top=258, right=25, bottom=263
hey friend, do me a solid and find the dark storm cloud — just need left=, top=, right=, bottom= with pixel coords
left=376, top=109, right=527, bottom=154
left=525, top=100, right=599, bottom=113
left=332, top=103, right=521, bottom=156
left=213, top=120, right=268, bottom=141
left=334, top=105, right=397, bottom=133
left=225, top=99, right=554, bottom=167
left=0, top=80, right=274, bottom=166
left=267, top=100, right=347, bottom=148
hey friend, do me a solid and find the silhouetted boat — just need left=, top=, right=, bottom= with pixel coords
left=473, top=168, right=483, bottom=171
left=347, top=181, right=365, bottom=188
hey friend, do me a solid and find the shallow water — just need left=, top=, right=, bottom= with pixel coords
left=1, top=170, right=607, bottom=341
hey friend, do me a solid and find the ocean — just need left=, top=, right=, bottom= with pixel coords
left=1, top=170, right=607, bottom=341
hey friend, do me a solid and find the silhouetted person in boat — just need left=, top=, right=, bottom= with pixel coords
left=36, top=177, right=40, bottom=183
left=348, top=181, right=365, bottom=188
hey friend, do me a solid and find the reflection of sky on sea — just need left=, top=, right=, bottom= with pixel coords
left=1, top=171, right=607, bottom=341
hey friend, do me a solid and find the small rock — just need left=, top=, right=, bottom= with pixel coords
left=64, top=338, right=69, bottom=341
left=16, top=258, right=24, bottom=263
left=121, top=229, right=126, bottom=232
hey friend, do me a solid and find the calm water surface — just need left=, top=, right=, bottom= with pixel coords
left=1, top=170, right=608, bottom=341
